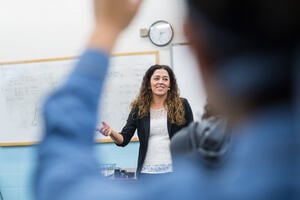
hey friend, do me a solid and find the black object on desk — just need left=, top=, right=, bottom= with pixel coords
left=114, top=168, right=135, bottom=179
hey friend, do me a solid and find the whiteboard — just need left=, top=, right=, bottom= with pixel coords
left=0, top=52, right=158, bottom=146
left=171, top=43, right=206, bottom=121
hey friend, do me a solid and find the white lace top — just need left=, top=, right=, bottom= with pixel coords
left=141, top=108, right=173, bottom=174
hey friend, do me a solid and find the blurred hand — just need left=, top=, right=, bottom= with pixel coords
left=89, top=0, right=143, bottom=52
left=97, top=122, right=112, bottom=136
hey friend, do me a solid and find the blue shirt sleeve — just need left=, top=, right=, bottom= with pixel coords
left=35, top=49, right=142, bottom=200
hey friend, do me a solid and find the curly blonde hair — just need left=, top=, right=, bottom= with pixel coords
left=130, top=65, right=186, bottom=125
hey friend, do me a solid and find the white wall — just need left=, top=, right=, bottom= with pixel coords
left=0, top=0, right=188, bottom=65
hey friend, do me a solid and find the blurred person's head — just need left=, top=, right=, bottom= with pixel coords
left=185, top=0, right=299, bottom=122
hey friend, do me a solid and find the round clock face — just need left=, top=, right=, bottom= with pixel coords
left=149, top=21, right=174, bottom=47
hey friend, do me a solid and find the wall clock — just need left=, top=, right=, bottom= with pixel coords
left=148, top=20, right=174, bottom=47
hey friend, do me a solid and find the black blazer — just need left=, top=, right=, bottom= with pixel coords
left=116, top=98, right=194, bottom=176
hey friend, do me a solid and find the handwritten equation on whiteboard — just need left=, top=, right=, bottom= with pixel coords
left=0, top=52, right=157, bottom=145
left=0, top=60, right=75, bottom=144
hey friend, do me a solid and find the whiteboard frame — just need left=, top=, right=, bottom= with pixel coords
left=0, top=51, right=159, bottom=146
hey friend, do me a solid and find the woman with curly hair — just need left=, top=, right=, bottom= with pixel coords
left=98, top=64, right=194, bottom=179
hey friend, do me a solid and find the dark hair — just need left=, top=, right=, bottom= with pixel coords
left=186, top=0, right=297, bottom=108
left=187, top=0, right=300, bottom=50
left=131, top=65, right=186, bottom=125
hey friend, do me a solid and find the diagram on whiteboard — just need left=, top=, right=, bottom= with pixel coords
left=0, top=52, right=158, bottom=145
left=0, top=60, right=75, bottom=144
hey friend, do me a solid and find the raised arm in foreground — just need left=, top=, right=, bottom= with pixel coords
left=35, top=1, right=142, bottom=200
